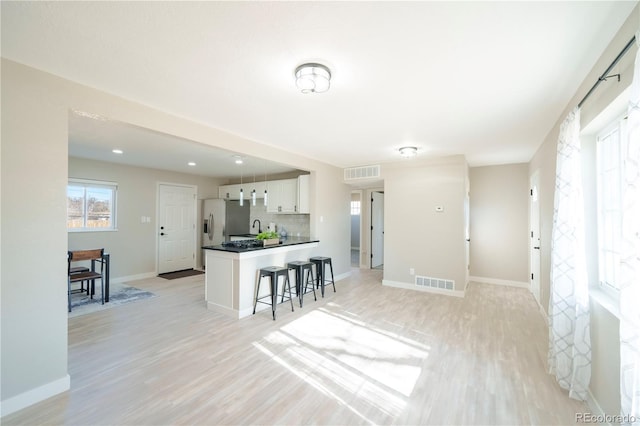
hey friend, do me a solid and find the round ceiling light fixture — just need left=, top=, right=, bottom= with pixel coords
left=295, top=63, right=331, bottom=94
left=399, top=146, right=418, bottom=158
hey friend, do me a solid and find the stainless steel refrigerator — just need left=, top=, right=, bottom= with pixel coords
left=202, top=199, right=250, bottom=246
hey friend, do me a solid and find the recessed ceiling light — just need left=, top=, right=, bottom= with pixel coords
left=112, top=149, right=123, bottom=154
left=188, top=162, right=196, bottom=166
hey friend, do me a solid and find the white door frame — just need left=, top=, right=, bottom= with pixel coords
left=529, top=170, right=541, bottom=304
left=156, top=182, right=198, bottom=274
left=371, top=191, right=384, bottom=268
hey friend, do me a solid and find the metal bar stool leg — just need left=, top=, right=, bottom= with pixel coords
left=271, top=274, right=277, bottom=320
left=305, top=267, right=317, bottom=302
left=328, top=259, right=336, bottom=293
left=285, top=273, right=294, bottom=312
left=253, top=272, right=263, bottom=315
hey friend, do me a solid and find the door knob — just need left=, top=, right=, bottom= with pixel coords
left=161, top=232, right=167, bottom=236
left=534, top=246, right=540, bottom=249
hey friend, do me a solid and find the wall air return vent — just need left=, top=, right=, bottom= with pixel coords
left=344, top=165, right=381, bottom=181
left=415, top=275, right=455, bottom=292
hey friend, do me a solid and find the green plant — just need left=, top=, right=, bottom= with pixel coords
left=256, top=231, right=279, bottom=240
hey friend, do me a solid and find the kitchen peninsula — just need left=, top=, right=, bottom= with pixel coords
left=203, top=237, right=319, bottom=318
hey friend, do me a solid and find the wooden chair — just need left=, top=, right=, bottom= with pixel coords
left=69, top=266, right=91, bottom=294
left=68, top=249, right=105, bottom=312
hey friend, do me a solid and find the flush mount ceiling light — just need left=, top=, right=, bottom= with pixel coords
left=112, top=149, right=123, bottom=154
left=399, top=146, right=418, bottom=158
left=233, top=155, right=244, bottom=165
left=295, top=63, right=331, bottom=94
left=188, top=162, right=196, bottom=167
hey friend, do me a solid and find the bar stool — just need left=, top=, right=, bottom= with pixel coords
left=253, top=266, right=294, bottom=320
left=310, top=256, right=336, bottom=297
left=287, top=261, right=317, bottom=307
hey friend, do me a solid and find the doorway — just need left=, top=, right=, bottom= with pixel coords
left=351, top=191, right=362, bottom=267
left=371, top=191, right=384, bottom=269
left=158, top=183, right=197, bottom=274
left=530, top=170, right=541, bottom=304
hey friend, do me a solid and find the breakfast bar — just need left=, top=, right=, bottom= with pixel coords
left=203, top=237, right=319, bottom=319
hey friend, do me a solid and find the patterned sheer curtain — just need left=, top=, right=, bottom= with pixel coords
left=548, top=106, right=591, bottom=401
left=620, top=32, right=640, bottom=424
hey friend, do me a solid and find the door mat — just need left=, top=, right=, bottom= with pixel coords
left=158, top=269, right=204, bottom=280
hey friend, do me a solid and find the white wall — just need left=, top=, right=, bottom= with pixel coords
left=528, top=4, right=639, bottom=417
left=0, top=58, right=350, bottom=415
left=382, top=156, right=467, bottom=292
left=469, top=164, right=529, bottom=284
left=68, top=157, right=222, bottom=278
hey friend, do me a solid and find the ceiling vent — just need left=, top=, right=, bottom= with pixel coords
left=344, top=165, right=381, bottom=181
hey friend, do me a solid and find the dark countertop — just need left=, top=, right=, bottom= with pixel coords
left=203, top=237, right=319, bottom=253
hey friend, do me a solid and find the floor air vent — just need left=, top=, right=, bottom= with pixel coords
left=415, top=275, right=455, bottom=291
left=344, top=165, right=381, bottom=181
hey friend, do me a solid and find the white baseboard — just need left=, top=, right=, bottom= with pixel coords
left=469, top=276, right=529, bottom=289
left=0, top=374, right=70, bottom=418
left=382, top=279, right=465, bottom=298
left=110, top=272, right=157, bottom=284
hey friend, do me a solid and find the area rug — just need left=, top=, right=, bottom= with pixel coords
left=158, top=269, right=204, bottom=280
left=69, top=283, right=156, bottom=318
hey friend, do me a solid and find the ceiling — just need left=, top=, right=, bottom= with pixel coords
left=69, top=111, right=302, bottom=179
left=2, top=1, right=638, bottom=175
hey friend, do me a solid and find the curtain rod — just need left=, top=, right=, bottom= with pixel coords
left=578, top=35, right=636, bottom=108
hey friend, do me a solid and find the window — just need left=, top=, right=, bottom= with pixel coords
left=67, top=179, right=117, bottom=231
left=595, top=118, right=625, bottom=292
left=350, top=200, right=361, bottom=215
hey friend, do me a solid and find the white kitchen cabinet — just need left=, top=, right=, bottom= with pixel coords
left=250, top=181, right=267, bottom=201
left=297, top=174, right=310, bottom=214
left=222, top=177, right=308, bottom=214
left=267, top=178, right=298, bottom=213
left=219, top=182, right=266, bottom=201
left=218, top=184, right=242, bottom=200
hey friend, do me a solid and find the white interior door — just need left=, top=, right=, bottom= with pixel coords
left=371, top=191, right=384, bottom=268
left=158, top=184, right=196, bottom=274
left=530, top=171, right=541, bottom=304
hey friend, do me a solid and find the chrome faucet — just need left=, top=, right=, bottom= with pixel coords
left=252, top=219, right=262, bottom=233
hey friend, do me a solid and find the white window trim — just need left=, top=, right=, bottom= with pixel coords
left=592, top=115, right=625, bottom=305
left=68, top=178, right=118, bottom=232
left=590, top=285, right=621, bottom=319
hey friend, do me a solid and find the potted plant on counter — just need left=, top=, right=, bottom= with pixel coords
left=256, top=231, right=280, bottom=246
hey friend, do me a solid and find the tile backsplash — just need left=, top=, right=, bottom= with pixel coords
left=249, top=204, right=310, bottom=237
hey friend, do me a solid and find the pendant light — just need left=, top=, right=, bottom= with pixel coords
left=251, top=172, right=256, bottom=206
left=263, top=162, right=268, bottom=206
left=239, top=163, right=244, bottom=206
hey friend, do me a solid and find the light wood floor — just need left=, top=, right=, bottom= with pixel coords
left=4, top=269, right=588, bottom=425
